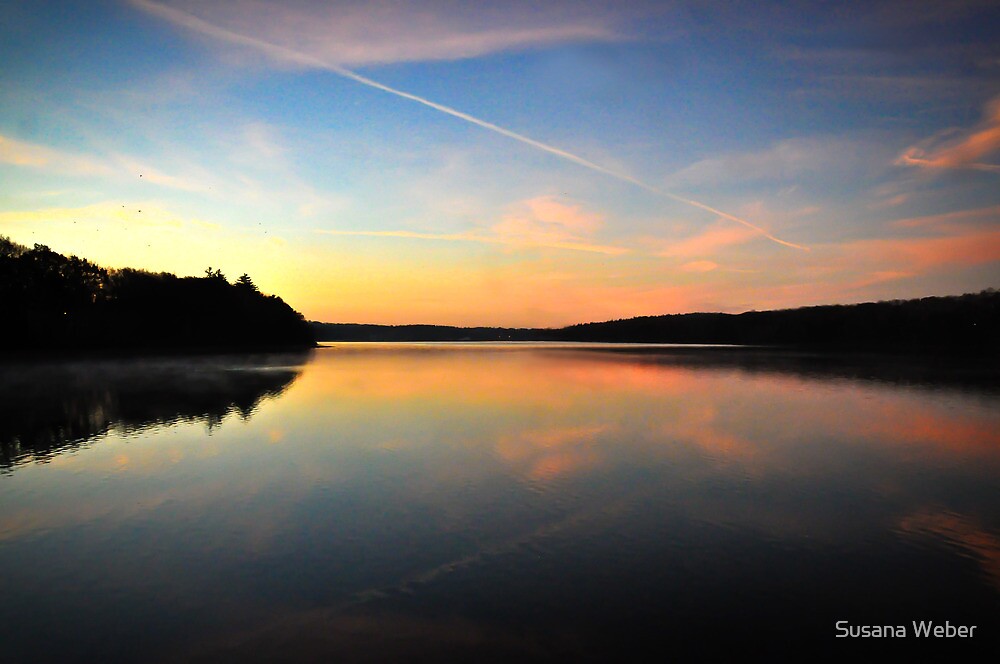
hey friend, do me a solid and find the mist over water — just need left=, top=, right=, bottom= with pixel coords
left=1, top=344, right=998, bottom=660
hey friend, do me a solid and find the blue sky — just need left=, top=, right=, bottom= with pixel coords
left=2, top=0, right=998, bottom=325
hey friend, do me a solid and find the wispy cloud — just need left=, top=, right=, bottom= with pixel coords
left=318, top=230, right=628, bottom=257
left=678, top=260, right=718, bottom=273
left=849, top=227, right=1000, bottom=272
left=131, top=0, right=808, bottom=252
left=137, top=0, right=620, bottom=66
left=491, top=195, right=609, bottom=246
left=0, top=201, right=224, bottom=237
left=1, top=128, right=348, bottom=219
left=0, top=134, right=115, bottom=178
left=777, top=213, right=1000, bottom=298
left=516, top=196, right=603, bottom=234
left=319, top=195, right=629, bottom=255
left=656, top=224, right=757, bottom=258
left=896, top=94, right=1000, bottom=173
left=0, top=133, right=213, bottom=192
left=666, top=136, right=881, bottom=187
left=889, top=203, right=1000, bottom=231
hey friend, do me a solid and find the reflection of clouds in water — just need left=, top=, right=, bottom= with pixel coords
left=3, top=347, right=999, bottom=654
left=658, top=404, right=759, bottom=466
left=292, top=347, right=741, bottom=413
left=898, top=510, right=1000, bottom=590
left=860, top=403, right=999, bottom=455
left=296, top=348, right=999, bottom=489
left=496, top=424, right=611, bottom=481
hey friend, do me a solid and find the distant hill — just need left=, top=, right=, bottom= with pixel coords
left=310, top=322, right=554, bottom=342
left=1, top=237, right=314, bottom=351
left=313, top=290, right=999, bottom=350
left=558, top=291, right=998, bottom=348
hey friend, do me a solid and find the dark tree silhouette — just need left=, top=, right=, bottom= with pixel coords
left=554, top=290, right=999, bottom=349
left=1, top=236, right=314, bottom=351
left=235, top=273, right=259, bottom=293
left=205, top=267, right=226, bottom=281
left=312, top=289, right=999, bottom=350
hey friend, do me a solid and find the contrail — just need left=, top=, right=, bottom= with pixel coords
left=132, top=0, right=808, bottom=251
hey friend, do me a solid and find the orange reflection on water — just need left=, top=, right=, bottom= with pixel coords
left=281, top=346, right=1000, bottom=486
left=4, top=345, right=998, bottom=557
left=496, top=424, right=611, bottom=482
left=294, top=345, right=697, bottom=409
left=861, top=403, right=1000, bottom=456
left=658, top=403, right=760, bottom=465
left=2, top=343, right=999, bottom=664
left=899, top=510, right=1000, bottom=590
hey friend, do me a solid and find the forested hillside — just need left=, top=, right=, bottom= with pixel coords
left=313, top=290, right=998, bottom=350
left=1, top=237, right=314, bottom=351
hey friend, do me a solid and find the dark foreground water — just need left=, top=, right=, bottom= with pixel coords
left=1, top=344, right=998, bottom=661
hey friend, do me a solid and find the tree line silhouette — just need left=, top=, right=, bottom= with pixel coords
left=6, top=234, right=992, bottom=352
left=313, top=290, right=999, bottom=350
left=1, top=236, right=314, bottom=351
left=557, top=291, right=999, bottom=348
left=310, top=323, right=547, bottom=342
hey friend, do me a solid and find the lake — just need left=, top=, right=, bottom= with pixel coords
left=1, top=343, right=998, bottom=660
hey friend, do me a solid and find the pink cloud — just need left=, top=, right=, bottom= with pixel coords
left=319, top=195, right=629, bottom=257
left=895, top=95, right=1000, bottom=173
left=657, top=224, right=757, bottom=258
left=521, top=196, right=603, bottom=233
left=889, top=204, right=1000, bottom=231
left=679, top=260, right=718, bottom=273
left=492, top=196, right=606, bottom=245
left=852, top=229, right=1000, bottom=271
left=134, top=0, right=620, bottom=67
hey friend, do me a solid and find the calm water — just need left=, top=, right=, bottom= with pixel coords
left=1, top=344, right=998, bottom=660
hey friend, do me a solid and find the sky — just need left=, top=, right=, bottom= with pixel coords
left=1, top=0, right=998, bottom=327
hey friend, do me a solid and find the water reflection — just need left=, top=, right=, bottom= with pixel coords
left=1, top=344, right=997, bottom=661
left=0, top=351, right=310, bottom=470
